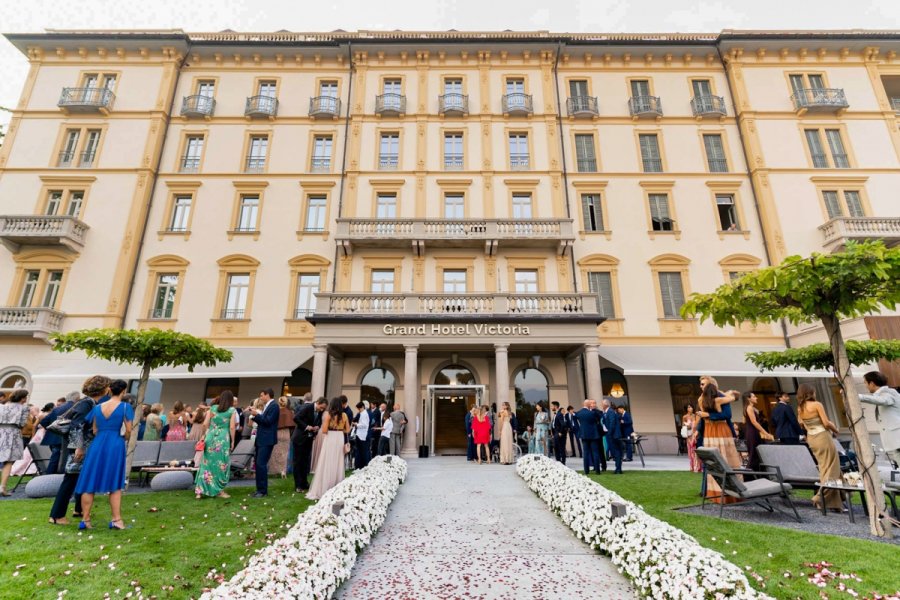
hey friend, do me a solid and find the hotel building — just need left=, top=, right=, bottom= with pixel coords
left=0, top=29, right=897, bottom=455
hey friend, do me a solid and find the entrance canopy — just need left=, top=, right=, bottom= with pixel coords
left=32, top=347, right=314, bottom=381
left=598, top=345, right=853, bottom=378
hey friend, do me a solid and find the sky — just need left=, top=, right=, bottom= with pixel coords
left=1, top=0, right=899, bottom=126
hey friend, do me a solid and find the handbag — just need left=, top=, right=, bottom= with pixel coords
left=47, top=402, right=82, bottom=437
left=680, top=425, right=691, bottom=439
left=195, top=439, right=206, bottom=452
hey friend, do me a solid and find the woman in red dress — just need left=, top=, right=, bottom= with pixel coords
left=471, top=406, right=492, bottom=465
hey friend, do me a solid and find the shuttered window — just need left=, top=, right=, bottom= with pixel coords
left=825, top=130, right=849, bottom=168
left=587, top=272, right=615, bottom=318
left=581, top=194, right=604, bottom=232
left=843, top=191, right=864, bottom=217
left=822, top=191, right=842, bottom=218
left=639, top=134, right=662, bottom=172
left=703, top=134, right=728, bottom=172
left=648, top=193, right=673, bottom=231
left=804, top=130, right=829, bottom=168
left=574, top=134, right=597, bottom=172
left=658, top=272, right=686, bottom=318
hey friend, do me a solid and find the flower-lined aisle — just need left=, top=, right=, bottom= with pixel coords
left=203, top=456, right=407, bottom=599
left=517, top=455, right=771, bottom=600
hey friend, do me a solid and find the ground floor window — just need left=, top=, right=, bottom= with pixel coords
left=281, top=367, right=312, bottom=398
left=361, top=367, right=395, bottom=408
left=205, top=377, right=239, bottom=404
left=602, top=367, right=629, bottom=410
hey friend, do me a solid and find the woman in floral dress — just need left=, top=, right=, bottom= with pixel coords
left=195, top=391, right=236, bottom=499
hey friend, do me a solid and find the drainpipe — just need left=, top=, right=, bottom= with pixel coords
left=716, top=44, right=791, bottom=348
left=330, top=41, right=353, bottom=295
left=551, top=41, right=578, bottom=292
left=122, top=40, right=190, bottom=326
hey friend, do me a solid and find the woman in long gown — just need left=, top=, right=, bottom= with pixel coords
left=682, top=405, right=702, bottom=473
left=471, top=406, right=492, bottom=464
left=797, top=384, right=844, bottom=511
left=697, top=383, right=741, bottom=504
left=74, top=380, right=134, bottom=530
left=743, top=392, right=774, bottom=476
left=498, top=402, right=515, bottom=465
left=195, top=392, right=236, bottom=499
left=532, top=403, right=550, bottom=456
left=307, top=397, right=350, bottom=500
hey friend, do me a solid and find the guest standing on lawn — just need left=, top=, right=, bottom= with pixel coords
left=270, top=396, right=294, bottom=478
left=743, top=391, right=774, bottom=474
left=194, top=391, right=236, bottom=499
left=0, top=389, right=31, bottom=496
left=40, top=393, right=80, bottom=474
left=307, top=397, right=350, bottom=500
left=698, top=383, right=741, bottom=504
left=771, top=392, right=802, bottom=445
left=858, top=370, right=900, bottom=467
left=187, top=407, right=208, bottom=466
left=74, top=379, right=133, bottom=530
left=797, top=384, right=844, bottom=512
left=249, top=388, right=279, bottom=498
left=291, top=395, right=323, bottom=492
left=166, top=401, right=188, bottom=441
left=682, top=405, right=702, bottom=473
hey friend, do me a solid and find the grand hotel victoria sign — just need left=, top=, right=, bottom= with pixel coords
left=382, top=323, right=532, bottom=336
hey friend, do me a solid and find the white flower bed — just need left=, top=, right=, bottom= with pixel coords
left=203, top=456, right=407, bottom=600
left=517, top=455, right=771, bottom=600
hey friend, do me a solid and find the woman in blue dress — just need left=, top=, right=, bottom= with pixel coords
left=74, top=379, right=133, bottom=530
left=532, top=402, right=550, bottom=456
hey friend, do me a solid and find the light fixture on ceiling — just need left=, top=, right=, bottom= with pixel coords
left=370, top=354, right=379, bottom=369
left=610, top=383, right=625, bottom=398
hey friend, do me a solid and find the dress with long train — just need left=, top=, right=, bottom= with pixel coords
left=307, top=414, right=347, bottom=500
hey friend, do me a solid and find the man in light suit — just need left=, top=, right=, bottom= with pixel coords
left=250, top=388, right=279, bottom=497
left=859, top=371, right=900, bottom=467
left=601, top=399, right=623, bottom=474
left=574, top=399, right=603, bottom=475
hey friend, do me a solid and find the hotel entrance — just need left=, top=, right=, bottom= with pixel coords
left=427, top=384, right=485, bottom=455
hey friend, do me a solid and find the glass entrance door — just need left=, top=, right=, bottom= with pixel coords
left=427, top=384, right=485, bottom=455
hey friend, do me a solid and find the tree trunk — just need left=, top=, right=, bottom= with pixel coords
left=822, top=314, right=891, bottom=538
left=123, top=363, right=150, bottom=491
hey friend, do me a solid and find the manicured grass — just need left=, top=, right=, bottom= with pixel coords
left=590, top=471, right=899, bottom=600
left=0, top=478, right=312, bottom=600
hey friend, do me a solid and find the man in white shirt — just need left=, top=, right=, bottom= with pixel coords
left=859, top=371, right=900, bottom=467
left=354, top=401, right=371, bottom=469
left=379, top=416, right=393, bottom=457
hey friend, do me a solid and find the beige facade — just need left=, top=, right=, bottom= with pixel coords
left=1, top=30, right=898, bottom=454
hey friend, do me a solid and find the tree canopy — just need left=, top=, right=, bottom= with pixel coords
left=747, top=340, right=900, bottom=372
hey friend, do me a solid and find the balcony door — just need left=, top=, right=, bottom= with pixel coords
left=691, top=79, right=712, bottom=97
left=512, top=193, right=534, bottom=235
left=569, top=79, right=589, bottom=97
left=371, top=270, right=395, bottom=312
left=375, top=193, right=397, bottom=235
left=514, top=269, right=539, bottom=312
left=442, top=270, right=467, bottom=312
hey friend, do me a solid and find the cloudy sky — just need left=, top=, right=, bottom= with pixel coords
left=1, top=0, right=899, bottom=126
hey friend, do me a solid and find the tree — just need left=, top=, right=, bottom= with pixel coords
left=682, top=241, right=900, bottom=538
left=50, top=328, right=233, bottom=486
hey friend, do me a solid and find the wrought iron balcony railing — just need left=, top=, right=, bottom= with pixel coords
left=220, top=308, right=246, bottom=320
left=566, top=95, right=599, bottom=118
left=375, top=94, right=406, bottom=116
left=707, top=158, right=728, bottom=173
left=245, top=156, right=266, bottom=173
left=309, top=96, right=341, bottom=118
left=690, top=94, right=726, bottom=117
left=628, top=95, right=663, bottom=118
left=0, top=215, right=89, bottom=253
left=181, top=95, right=216, bottom=118
left=576, top=158, right=597, bottom=173
left=0, top=307, right=65, bottom=340
left=439, top=93, right=468, bottom=116
left=245, top=95, right=278, bottom=118
left=78, top=151, right=96, bottom=168
left=791, top=88, right=848, bottom=112
left=180, top=156, right=200, bottom=173
left=58, top=87, right=115, bottom=112
left=502, top=93, right=533, bottom=115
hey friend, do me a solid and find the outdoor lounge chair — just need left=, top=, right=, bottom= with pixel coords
left=697, top=447, right=801, bottom=522
left=229, top=439, right=255, bottom=477
left=156, top=440, right=197, bottom=465
left=131, top=441, right=162, bottom=470
left=11, top=442, right=53, bottom=492
left=756, top=444, right=820, bottom=491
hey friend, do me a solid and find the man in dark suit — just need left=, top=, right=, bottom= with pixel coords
left=771, top=392, right=802, bottom=445
left=370, top=402, right=384, bottom=459
left=40, top=392, right=79, bottom=474
left=617, top=405, right=635, bottom=461
left=574, top=399, right=603, bottom=474
left=291, top=394, right=323, bottom=492
left=250, top=388, right=279, bottom=497
left=551, top=401, right=568, bottom=464
left=601, top=399, right=623, bottom=474
left=565, top=406, right=582, bottom=458
left=465, top=406, right=476, bottom=461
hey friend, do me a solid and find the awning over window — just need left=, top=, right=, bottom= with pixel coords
left=33, top=347, right=315, bottom=381
left=597, top=345, right=849, bottom=378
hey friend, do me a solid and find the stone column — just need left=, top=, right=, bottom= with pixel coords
left=565, top=353, right=585, bottom=408
left=584, top=344, right=603, bottom=403
left=494, top=343, right=510, bottom=409
left=401, top=344, right=419, bottom=456
left=326, top=353, right=344, bottom=398
left=310, top=343, right=328, bottom=400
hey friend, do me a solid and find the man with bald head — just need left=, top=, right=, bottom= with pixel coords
left=574, top=399, right=604, bottom=475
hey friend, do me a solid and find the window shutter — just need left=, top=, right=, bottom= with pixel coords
left=822, top=191, right=842, bottom=218
left=703, top=135, right=724, bottom=159
left=581, top=195, right=603, bottom=231
left=843, top=191, right=864, bottom=217
left=575, top=135, right=596, bottom=160
left=804, top=130, right=828, bottom=168
left=659, top=272, right=685, bottom=318
left=649, top=194, right=670, bottom=222
left=639, top=134, right=659, bottom=160
left=825, top=130, right=848, bottom=167
left=789, top=74, right=805, bottom=93
left=588, top=272, right=615, bottom=318
left=807, top=74, right=825, bottom=89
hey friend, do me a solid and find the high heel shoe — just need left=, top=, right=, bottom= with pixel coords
left=78, top=520, right=92, bottom=530
left=48, top=517, right=69, bottom=525
left=109, top=519, right=129, bottom=530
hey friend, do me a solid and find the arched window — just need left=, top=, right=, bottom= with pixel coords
left=361, top=368, right=395, bottom=408
left=281, top=367, right=312, bottom=398
left=434, top=365, right=476, bottom=386
left=0, top=368, right=30, bottom=394
left=515, top=367, right=549, bottom=432
left=602, top=368, right=629, bottom=410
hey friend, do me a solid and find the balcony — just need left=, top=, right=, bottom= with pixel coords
left=819, top=216, right=900, bottom=251
left=566, top=96, right=599, bottom=118
left=58, top=87, right=114, bottom=114
left=502, top=93, right=533, bottom=116
left=791, top=88, right=848, bottom=114
left=56, top=151, right=96, bottom=169
left=245, top=95, right=278, bottom=119
left=179, top=156, right=200, bottom=173
left=309, top=96, right=341, bottom=119
left=0, top=307, right=65, bottom=340
left=439, top=93, right=468, bottom=116
left=335, top=218, right=574, bottom=255
left=629, top=95, right=663, bottom=119
left=375, top=94, right=406, bottom=117
left=312, top=292, right=599, bottom=318
left=0, top=215, right=89, bottom=252
left=690, top=95, right=727, bottom=118
left=181, top=95, right=216, bottom=118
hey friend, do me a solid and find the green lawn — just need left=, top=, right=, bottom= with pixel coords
left=0, top=478, right=312, bottom=600
left=591, top=471, right=899, bottom=600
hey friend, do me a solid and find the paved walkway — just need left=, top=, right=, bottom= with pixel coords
left=335, top=457, right=632, bottom=600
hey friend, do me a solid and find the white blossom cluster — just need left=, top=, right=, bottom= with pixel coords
left=516, top=455, right=773, bottom=600
left=203, top=456, right=407, bottom=600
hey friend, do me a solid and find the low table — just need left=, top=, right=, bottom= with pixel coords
left=815, top=481, right=900, bottom=523
left=619, top=436, right=647, bottom=467
left=139, top=466, right=197, bottom=488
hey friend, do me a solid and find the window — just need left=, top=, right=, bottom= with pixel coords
left=581, top=194, right=604, bottom=232
left=587, top=272, right=615, bottom=318
left=311, top=135, right=332, bottom=172
left=18, top=271, right=39, bottom=307
left=728, top=271, right=743, bottom=282
left=371, top=270, right=395, bottom=294
left=381, top=79, right=403, bottom=112
left=56, top=127, right=102, bottom=168
left=444, top=194, right=464, bottom=219
left=804, top=130, right=828, bottom=168
left=379, top=133, right=399, bottom=169
left=383, top=78, right=402, bottom=95
left=805, top=128, right=849, bottom=168
left=649, top=193, right=674, bottom=231
left=169, top=195, right=192, bottom=232
left=639, top=134, right=662, bottom=172
left=658, top=272, right=686, bottom=318
left=222, top=274, right=250, bottom=319
left=790, top=73, right=825, bottom=93
left=703, top=134, right=728, bottom=172
left=715, top=194, right=740, bottom=231
left=79, top=130, right=101, bottom=167
left=257, top=81, right=277, bottom=97
left=41, top=271, right=63, bottom=308
left=246, top=135, right=268, bottom=173
left=505, top=78, right=527, bottom=109
left=444, top=133, right=464, bottom=169
left=45, top=191, right=63, bottom=216
left=822, top=190, right=865, bottom=219
left=317, top=81, right=339, bottom=113
left=512, top=193, right=533, bottom=219
left=630, top=79, right=651, bottom=97
left=509, top=133, right=529, bottom=169
left=506, top=78, right=525, bottom=94
left=58, top=130, right=80, bottom=166
left=17, top=269, right=63, bottom=309
left=151, top=274, right=178, bottom=319
left=181, top=135, right=204, bottom=173
left=825, top=130, right=850, bottom=168
left=65, top=192, right=84, bottom=218
left=569, top=80, right=589, bottom=97
left=514, top=269, right=538, bottom=293
left=376, top=193, right=397, bottom=234
left=235, top=195, right=259, bottom=232
left=443, top=78, right=463, bottom=94
left=196, top=80, right=215, bottom=98
left=443, top=270, right=467, bottom=312
left=574, top=134, right=597, bottom=172
left=305, top=196, right=327, bottom=231
left=295, top=274, right=320, bottom=318
left=83, top=73, right=116, bottom=90
left=44, top=189, right=85, bottom=218
left=691, top=79, right=713, bottom=97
